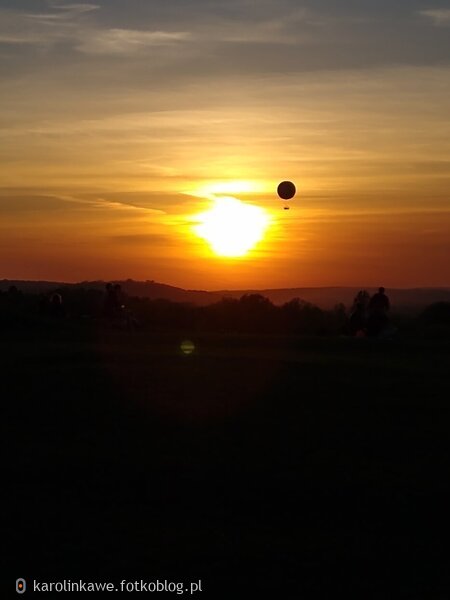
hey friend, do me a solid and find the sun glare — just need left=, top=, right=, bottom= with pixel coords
left=193, top=196, right=270, bottom=258
left=188, top=180, right=267, bottom=198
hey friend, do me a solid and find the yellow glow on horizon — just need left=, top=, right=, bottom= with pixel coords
left=193, top=196, right=271, bottom=258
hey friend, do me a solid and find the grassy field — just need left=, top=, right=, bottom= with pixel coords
left=5, top=327, right=450, bottom=598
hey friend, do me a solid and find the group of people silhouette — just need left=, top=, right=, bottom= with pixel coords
left=37, top=283, right=127, bottom=323
left=37, top=291, right=65, bottom=318
left=349, top=287, right=390, bottom=337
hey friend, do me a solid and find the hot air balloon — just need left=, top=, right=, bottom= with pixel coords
left=277, top=181, right=296, bottom=210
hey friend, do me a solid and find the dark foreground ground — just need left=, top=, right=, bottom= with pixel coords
left=4, top=326, right=450, bottom=598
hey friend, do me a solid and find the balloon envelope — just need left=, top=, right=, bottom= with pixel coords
left=277, top=181, right=296, bottom=201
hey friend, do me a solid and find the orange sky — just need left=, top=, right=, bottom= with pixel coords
left=0, top=1, right=449, bottom=289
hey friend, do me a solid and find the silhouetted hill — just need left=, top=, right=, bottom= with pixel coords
left=0, top=278, right=212, bottom=305
left=1, top=279, right=449, bottom=312
left=1, top=279, right=68, bottom=294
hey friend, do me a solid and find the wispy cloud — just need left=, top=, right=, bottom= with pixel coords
left=55, top=194, right=165, bottom=214
left=27, top=2, right=100, bottom=20
left=193, top=8, right=310, bottom=45
left=0, top=2, right=337, bottom=54
left=0, top=32, right=43, bottom=44
left=419, top=9, right=450, bottom=26
left=20, top=1, right=99, bottom=30
left=0, top=4, right=87, bottom=46
left=49, top=2, right=100, bottom=14
left=0, top=4, right=191, bottom=55
left=76, top=29, right=191, bottom=55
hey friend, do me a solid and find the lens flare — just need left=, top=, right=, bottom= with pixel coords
left=180, top=340, right=195, bottom=355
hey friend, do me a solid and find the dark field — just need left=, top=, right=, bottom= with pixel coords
left=5, top=328, right=450, bottom=598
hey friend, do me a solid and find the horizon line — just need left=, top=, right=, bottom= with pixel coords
left=1, top=277, right=449, bottom=293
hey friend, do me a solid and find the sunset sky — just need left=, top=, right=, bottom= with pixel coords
left=1, top=0, right=449, bottom=289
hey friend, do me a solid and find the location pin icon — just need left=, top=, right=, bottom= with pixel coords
left=16, top=579, right=26, bottom=594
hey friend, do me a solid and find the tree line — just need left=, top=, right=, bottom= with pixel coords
left=1, top=285, right=449, bottom=338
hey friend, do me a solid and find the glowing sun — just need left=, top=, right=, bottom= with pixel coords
left=193, top=197, right=270, bottom=258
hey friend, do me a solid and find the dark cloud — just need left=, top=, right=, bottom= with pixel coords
left=1, top=0, right=449, bottom=74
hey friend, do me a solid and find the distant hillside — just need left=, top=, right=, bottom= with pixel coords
left=0, top=278, right=213, bottom=305
left=1, top=279, right=449, bottom=312
left=1, top=279, right=67, bottom=294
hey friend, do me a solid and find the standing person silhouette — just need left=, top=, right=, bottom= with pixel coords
left=49, top=293, right=65, bottom=318
left=103, top=283, right=115, bottom=318
left=103, top=283, right=122, bottom=319
left=349, top=290, right=370, bottom=336
left=368, top=287, right=390, bottom=336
